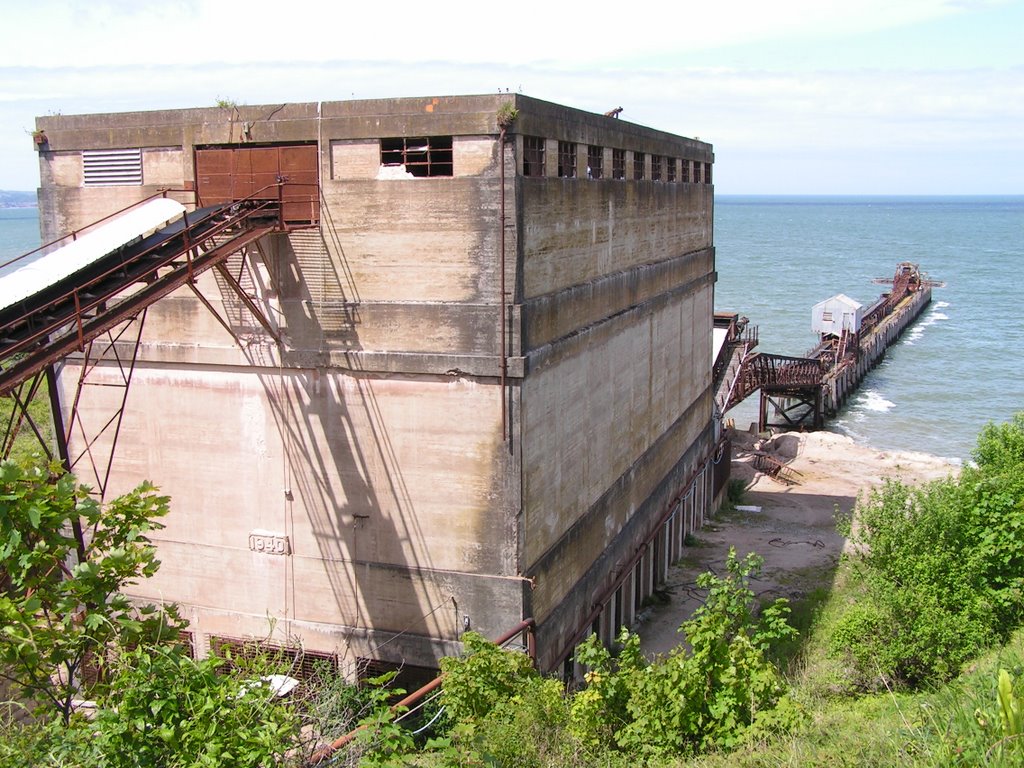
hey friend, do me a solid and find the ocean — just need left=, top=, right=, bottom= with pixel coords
left=2, top=197, right=1020, bottom=461
left=715, top=195, right=1023, bottom=461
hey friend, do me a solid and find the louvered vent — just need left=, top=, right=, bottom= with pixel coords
left=83, top=148, right=143, bottom=186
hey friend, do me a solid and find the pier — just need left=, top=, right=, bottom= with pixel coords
left=715, top=262, right=938, bottom=432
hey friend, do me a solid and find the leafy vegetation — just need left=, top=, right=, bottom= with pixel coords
left=0, top=460, right=181, bottom=722
left=831, top=412, right=1024, bottom=688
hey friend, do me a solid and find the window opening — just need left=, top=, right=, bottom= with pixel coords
left=633, top=151, right=645, bottom=180
left=680, top=159, right=690, bottom=184
left=587, top=145, right=603, bottom=179
left=379, top=136, right=453, bottom=177
left=523, top=136, right=545, bottom=177
left=705, top=162, right=713, bottom=184
left=557, top=141, right=577, bottom=178
left=83, top=148, right=143, bottom=186
left=667, top=158, right=677, bottom=183
left=693, top=161, right=702, bottom=184
left=612, top=148, right=626, bottom=180
left=651, top=155, right=662, bottom=182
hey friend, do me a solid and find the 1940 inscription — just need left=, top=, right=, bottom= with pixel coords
left=249, top=531, right=291, bottom=555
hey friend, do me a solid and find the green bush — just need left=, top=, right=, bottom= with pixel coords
left=614, top=550, right=796, bottom=757
left=436, top=633, right=582, bottom=766
left=832, top=412, right=1024, bottom=688
left=92, top=645, right=300, bottom=768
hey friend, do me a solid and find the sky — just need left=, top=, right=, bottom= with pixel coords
left=1, top=0, right=1022, bottom=194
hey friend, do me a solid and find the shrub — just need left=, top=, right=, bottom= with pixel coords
left=614, top=550, right=796, bottom=757
left=91, top=645, right=300, bottom=768
left=832, top=412, right=1024, bottom=688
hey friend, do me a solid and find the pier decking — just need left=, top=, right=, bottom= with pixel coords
left=715, top=263, right=937, bottom=432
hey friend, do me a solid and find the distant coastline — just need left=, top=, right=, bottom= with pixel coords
left=0, top=191, right=36, bottom=209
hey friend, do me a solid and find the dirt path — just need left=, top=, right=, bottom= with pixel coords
left=638, top=429, right=960, bottom=658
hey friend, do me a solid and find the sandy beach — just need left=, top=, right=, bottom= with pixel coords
left=639, top=429, right=961, bottom=658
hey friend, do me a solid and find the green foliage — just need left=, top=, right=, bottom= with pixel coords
left=435, top=633, right=587, bottom=767
left=439, top=631, right=540, bottom=724
left=0, top=387, right=54, bottom=464
left=0, top=646, right=301, bottom=768
left=613, top=550, right=796, bottom=757
left=0, top=708, right=101, bottom=767
left=570, top=627, right=645, bottom=750
left=997, top=668, right=1024, bottom=741
left=973, top=412, right=1024, bottom=474
left=468, top=676, right=576, bottom=767
left=91, top=645, right=299, bottom=768
left=727, top=477, right=747, bottom=505
left=0, top=459, right=182, bottom=722
left=832, top=412, right=1024, bottom=689
left=496, top=102, right=519, bottom=129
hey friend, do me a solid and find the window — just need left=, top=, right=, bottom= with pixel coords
left=680, top=159, right=690, bottom=183
left=693, top=161, right=702, bottom=184
left=651, top=155, right=662, bottom=182
left=523, top=136, right=545, bottom=177
left=83, top=148, right=142, bottom=186
left=557, top=141, right=576, bottom=178
left=612, top=148, right=626, bottom=180
left=667, top=158, right=676, bottom=183
left=633, top=151, right=645, bottom=180
left=380, top=136, right=453, bottom=177
left=704, top=162, right=713, bottom=184
left=587, top=145, right=603, bottom=179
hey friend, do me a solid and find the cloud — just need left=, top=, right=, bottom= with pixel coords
left=6, top=0, right=977, bottom=69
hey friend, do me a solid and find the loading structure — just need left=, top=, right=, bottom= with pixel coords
left=714, top=263, right=937, bottom=432
left=0, top=180, right=314, bottom=502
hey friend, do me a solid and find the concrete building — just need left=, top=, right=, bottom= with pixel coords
left=33, top=94, right=723, bottom=676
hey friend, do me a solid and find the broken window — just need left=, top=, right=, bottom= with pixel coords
left=379, top=136, right=453, bottom=177
left=693, top=161, right=702, bottom=184
left=612, top=148, right=626, bottom=180
left=651, top=155, right=662, bottom=182
left=633, top=151, right=645, bottom=180
left=523, top=136, right=545, bottom=177
left=680, top=159, right=690, bottom=184
left=704, top=162, right=713, bottom=184
left=558, top=141, right=577, bottom=178
left=83, top=148, right=143, bottom=186
left=587, top=145, right=603, bottom=179
left=667, top=158, right=676, bottom=183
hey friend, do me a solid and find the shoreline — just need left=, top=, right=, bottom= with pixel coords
left=638, top=429, right=960, bottom=658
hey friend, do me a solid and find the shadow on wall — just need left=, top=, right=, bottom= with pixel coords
left=216, top=218, right=459, bottom=677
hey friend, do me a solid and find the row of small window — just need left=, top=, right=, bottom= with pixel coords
left=522, top=138, right=711, bottom=183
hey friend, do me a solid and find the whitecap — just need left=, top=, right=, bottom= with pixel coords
left=857, top=389, right=896, bottom=413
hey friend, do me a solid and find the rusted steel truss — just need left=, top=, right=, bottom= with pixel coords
left=0, top=191, right=290, bottom=498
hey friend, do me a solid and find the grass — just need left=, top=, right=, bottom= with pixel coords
left=0, top=383, right=55, bottom=464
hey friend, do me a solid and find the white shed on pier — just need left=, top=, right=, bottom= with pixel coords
left=812, top=293, right=864, bottom=337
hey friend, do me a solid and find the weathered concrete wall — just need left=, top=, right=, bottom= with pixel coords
left=519, top=181, right=713, bottom=301
left=511, top=98, right=716, bottom=668
left=64, top=360, right=521, bottom=667
left=34, top=94, right=716, bottom=672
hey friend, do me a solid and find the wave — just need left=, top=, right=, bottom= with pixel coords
left=906, top=304, right=950, bottom=344
left=855, top=389, right=896, bottom=414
